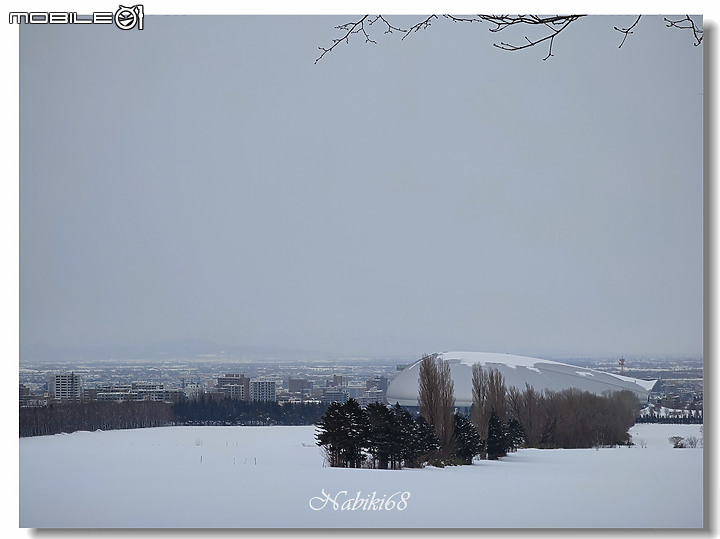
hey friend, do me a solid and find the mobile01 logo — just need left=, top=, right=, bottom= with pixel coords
left=9, top=5, right=144, bottom=30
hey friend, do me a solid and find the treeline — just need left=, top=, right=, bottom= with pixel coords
left=504, top=385, right=640, bottom=449
left=20, top=398, right=329, bottom=437
left=172, top=396, right=328, bottom=426
left=636, top=412, right=703, bottom=424
left=316, top=355, right=643, bottom=469
left=20, top=400, right=174, bottom=437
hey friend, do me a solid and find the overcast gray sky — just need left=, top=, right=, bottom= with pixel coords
left=19, top=15, right=703, bottom=360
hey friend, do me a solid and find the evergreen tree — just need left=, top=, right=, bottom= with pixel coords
left=411, top=414, right=441, bottom=466
left=366, top=402, right=395, bottom=469
left=315, top=401, right=346, bottom=467
left=486, top=410, right=508, bottom=460
left=337, top=398, right=370, bottom=468
left=451, top=412, right=484, bottom=464
left=392, top=404, right=426, bottom=468
left=506, top=418, right=525, bottom=452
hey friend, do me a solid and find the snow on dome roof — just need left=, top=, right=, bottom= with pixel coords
left=386, top=351, right=656, bottom=407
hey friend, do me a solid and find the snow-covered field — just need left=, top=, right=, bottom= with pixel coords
left=19, top=423, right=703, bottom=528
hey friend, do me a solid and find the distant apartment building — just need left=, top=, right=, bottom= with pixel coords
left=250, top=380, right=276, bottom=402
left=49, top=373, right=82, bottom=402
left=182, top=382, right=204, bottom=401
left=344, top=383, right=367, bottom=399
left=366, top=376, right=389, bottom=392
left=93, top=382, right=182, bottom=403
left=358, top=388, right=386, bottom=407
left=225, top=384, right=246, bottom=400
left=19, top=383, right=48, bottom=407
left=321, top=387, right=349, bottom=405
left=288, top=378, right=312, bottom=394
left=331, top=374, right=347, bottom=387
left=216, top=374, right=250, bottom=401
left=94, top=384, right=132, bottom=401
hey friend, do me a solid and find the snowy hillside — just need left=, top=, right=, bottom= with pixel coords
left=19, top=423, right=703, bottom=528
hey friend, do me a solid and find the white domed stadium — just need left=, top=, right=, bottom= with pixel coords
left=386, top=351, right=657, bottom=407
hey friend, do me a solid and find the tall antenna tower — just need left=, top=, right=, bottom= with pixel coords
left=619, top=357, right=626, bottom=376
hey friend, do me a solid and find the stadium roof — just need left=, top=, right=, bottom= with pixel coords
left=386, top=351, right=657, bottom=407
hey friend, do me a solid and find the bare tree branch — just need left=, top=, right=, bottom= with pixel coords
left=315, top=14, right=702, bottom=63
left=486, top=15, right=585, bottom=61
left=482, top=14, right=585, bottom=31
left=315, top=15, right=374, bottom=64
left=614, top=14, right=642, bottom=48
left=402, top=15, right=439, bottom=40
left=368, top=15, right=407, bottom=36
left=664, top=15, right=703, bottom=46
left=443, top=15, right=483, bottom=24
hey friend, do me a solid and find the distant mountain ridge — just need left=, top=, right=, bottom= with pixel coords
left=19, top=339, right=338, bottom=362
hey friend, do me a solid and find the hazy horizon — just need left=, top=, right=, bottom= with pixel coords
left=20, top=15, right=703, bottom=361
left=19, top=336, right=704, bottom=364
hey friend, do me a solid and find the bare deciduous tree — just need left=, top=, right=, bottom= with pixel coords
left=511, top=383, right=542, bottom=447
left=418, top=353, right=455, bottom=458
left=472, top=363, right=510, bottom=458
left=418, top=354, right=439, bottom=427
left=471, top=363, right=489, bottom=443
left=487, top=368, right=507, bottom=423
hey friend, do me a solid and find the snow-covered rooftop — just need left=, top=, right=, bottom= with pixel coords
left=386, top=351, right=656, bottom=407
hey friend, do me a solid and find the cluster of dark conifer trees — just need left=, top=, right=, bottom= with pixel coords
left=315, top=400, right=489, bottom=469
left=315, top=354, right=644, bottom=469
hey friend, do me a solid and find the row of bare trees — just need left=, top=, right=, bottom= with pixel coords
left=19, top=401, right=174, bottom=437
left=417, top=355, right=643, bottom=464
left=505, top=383, right=641, bottom=449
left=20, top=398, right=331, bottom=437
left=417, top=354, right=456, bottom=457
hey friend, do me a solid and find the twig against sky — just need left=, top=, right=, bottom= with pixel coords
left=483, top=15, right=585, bottom=61
left=614, top=15, right=643, bottom=49
left=664, top=16, right=704, bottom=46
left=315, top=14, right=703, bottom=63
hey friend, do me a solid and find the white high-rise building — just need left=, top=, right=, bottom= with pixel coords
left=49, top=373, right=82, bottom=402
left=250, top=380, right=276, bottom=402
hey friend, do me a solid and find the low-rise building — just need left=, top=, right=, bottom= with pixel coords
left=321, top=387, right=349, bottom=404
left=358, top=388, right=386, bottom=407
left=93, top=382, right=182, bottom=403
